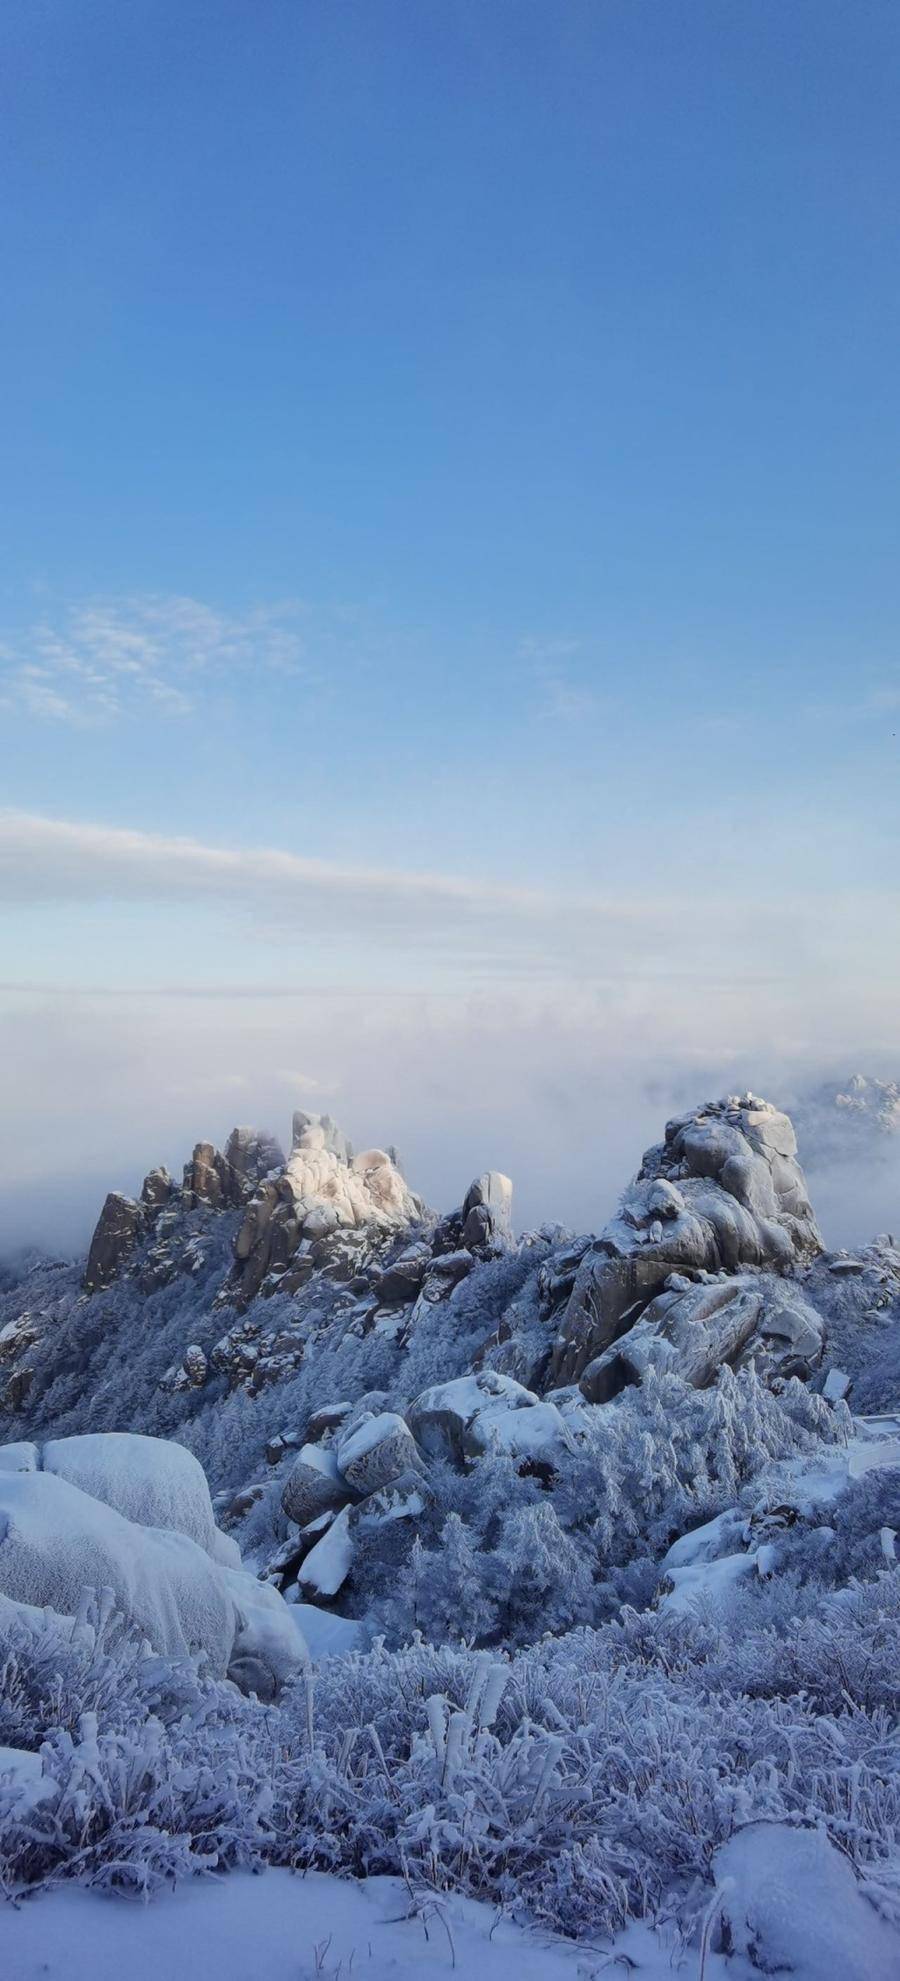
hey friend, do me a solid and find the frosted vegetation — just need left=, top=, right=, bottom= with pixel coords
left=1, top=1091, right=899, bottom=1967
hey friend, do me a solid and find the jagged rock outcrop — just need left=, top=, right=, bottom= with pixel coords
left=82, top=1127, right=285, bottom=1296
left=182, top=1128, right=284, bottom=1212
left=551, top=1095, right=823, bottom=1390
left=141, top=1166, right=174, bottom=1211
left=461, top=1171, right=514, bottom=1250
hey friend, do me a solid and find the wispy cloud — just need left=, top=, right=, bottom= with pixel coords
left=0, top=595, right=313, bottom=723
left=519, top=634, right=614, bottom=723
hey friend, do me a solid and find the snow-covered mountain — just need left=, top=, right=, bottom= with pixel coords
left=792, top=1072, right=900, bottom=1168
left=1, top=1090, right=899, bottom=1973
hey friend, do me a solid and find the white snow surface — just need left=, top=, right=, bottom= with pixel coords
left=290, top=1601, right=364, bottom=1658
left=0, top=1441, right=39, bottom=1472
left=298, top=1503, right=353, bottom=1596
left=42, top=1432, right=221, bottom=1557
left=8, top=1859, right=890, bottom=1981
left=713, top=1821, right=899, bottom=1981
left=0, top=1870, right=684, bottom=1981
left=0, top=1468, right=236, bottom=1670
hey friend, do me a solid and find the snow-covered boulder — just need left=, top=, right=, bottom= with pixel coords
left=551, top=1095, right=823, bottom=1389
left=281, top=1442, right=351, bottom=1527
left=305, top=1401, right=352, bottom=1443
left=0, top=1469, right=236, bottom=1671
left=407, top=1371, right=575, bottom=1467
left=297, top=1504, right=354, bottom=1598
left=335, top=1411, right=422, bottom=1495
left=222, top=1564, right=308, bottom=1698
left=712, top=1822, right=899, bottom=1981
left=41, top=1432, right=223, bottom=1559
left=0, top=1447, right=306, bottom=1696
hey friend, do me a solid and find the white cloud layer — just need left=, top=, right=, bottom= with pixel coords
left=3, top=810, right=900, bottom=1254
left=2, top=807, right=899, bottom=1000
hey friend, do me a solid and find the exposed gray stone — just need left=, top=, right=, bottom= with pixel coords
left=461, top=1170, right=514, bottom=1250
left=281, top=1445, right=351, bottom=1527
left=84, top=1192, right=145, bottom=1292
left=141, top=1166, right=174, bottom=1212
left=336, top=1411, right=422, bottom=1496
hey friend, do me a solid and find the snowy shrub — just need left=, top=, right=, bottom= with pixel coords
left=2, top=1560, right=898, bottom=1933
left=269, top=1566, right=900, bottom=1938
left=0, top=1592, right=274, bottom=1896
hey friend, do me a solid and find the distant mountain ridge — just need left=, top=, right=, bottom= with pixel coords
left=791, top=1073, right=900, bottom=1168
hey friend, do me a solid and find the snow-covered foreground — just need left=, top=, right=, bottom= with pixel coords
left=6, top=1851, right=898, bottom=1981
left=2, top=1869, right=621, bottom=1980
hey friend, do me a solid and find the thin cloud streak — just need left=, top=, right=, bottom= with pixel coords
left=2, top=809, right=900, bottom=999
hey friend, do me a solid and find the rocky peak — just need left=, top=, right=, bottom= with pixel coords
left=83, top=1191, right=146, bottom=1292
left=182, top=1128, right=283, bottom=1212
left=232, top=1116, right=428, bottom=1307
left=550, top=1092, right=823, bottom=1392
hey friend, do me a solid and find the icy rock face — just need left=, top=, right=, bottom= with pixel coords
left=551, top=1094, right=823, bottom=1390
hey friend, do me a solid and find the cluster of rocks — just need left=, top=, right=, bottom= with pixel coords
left=229, top=1112, right=428, bottom=1306
left=264, top=1368, right=579, bottom=1610
left=83, top=1126, right=285, bottom=1292
left=67, top=1089, right=891, bottom=1439
left=181, top=1137, right=514, bottom=1395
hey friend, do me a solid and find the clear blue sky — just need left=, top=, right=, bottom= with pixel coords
left=1, top=2, right=899, bottom=1235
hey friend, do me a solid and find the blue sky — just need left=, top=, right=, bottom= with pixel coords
left=2, top=2, right=900, bottom=1236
